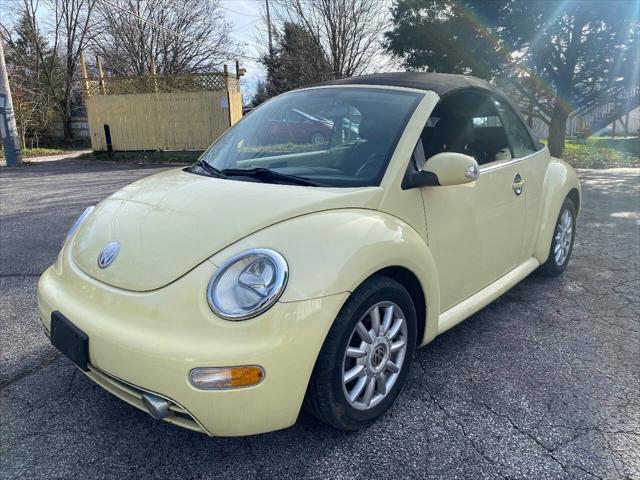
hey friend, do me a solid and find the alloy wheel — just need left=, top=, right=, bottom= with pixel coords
left=341, top=301, right=408, bottom=411
left=554, top=209, right=573, bottom=266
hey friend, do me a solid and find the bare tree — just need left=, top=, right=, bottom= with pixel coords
left=1, top=8, right=58, bottom=147
left=17, top=0, right=95, bottom=143
left=89, top=0, right=236, bottom=75
left=275, top=0, right=391, bottom=79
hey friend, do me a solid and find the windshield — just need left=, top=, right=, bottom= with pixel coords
left=195, top=87, right=423, bottom=187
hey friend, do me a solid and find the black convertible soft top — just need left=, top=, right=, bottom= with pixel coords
left=319, top=72, right=494, bottom=97
left=318, top=71, right=542, bottom=150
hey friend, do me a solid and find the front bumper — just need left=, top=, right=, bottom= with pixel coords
left=37, top=249, right=348, bottom=436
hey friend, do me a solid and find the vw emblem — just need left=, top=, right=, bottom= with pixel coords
left=97, top=241, right=120, bottom=269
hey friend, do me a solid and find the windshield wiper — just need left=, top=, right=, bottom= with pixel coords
left=221, top=168, right=324, bottom=186
left=191, top=159, right=227, bottom=179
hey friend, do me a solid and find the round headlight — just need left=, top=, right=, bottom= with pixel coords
left=207, top=249, right=288, bottom=320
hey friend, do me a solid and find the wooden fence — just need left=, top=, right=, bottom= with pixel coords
left=81, top=57, right=244, bottom=152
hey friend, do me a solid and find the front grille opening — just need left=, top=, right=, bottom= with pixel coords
left=85, top=366, right=207, bottom=434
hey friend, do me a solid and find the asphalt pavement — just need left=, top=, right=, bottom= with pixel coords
left=1, top=160, right=638, bottom=479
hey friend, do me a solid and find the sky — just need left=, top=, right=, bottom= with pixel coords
left=219, top=0, right=268, bottom=101
left=0, top=0, right=395, bottom=102
left=219, top=0, right=399, bottom=102
left=1, top=0, right=269, bottom=99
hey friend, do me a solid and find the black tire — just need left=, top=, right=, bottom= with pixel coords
left=539, top=197, right=577, bottom=277
left=304, top=276, right=417, bottom=431
left=310, top=132, right=326, bottom=145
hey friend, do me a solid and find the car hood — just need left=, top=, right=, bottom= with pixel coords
left=71, top=168, right=381, bottom=292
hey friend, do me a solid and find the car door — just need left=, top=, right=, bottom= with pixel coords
left=420, top=95, right=528, bottom=312
left=490, top=95, right=549, bottom=262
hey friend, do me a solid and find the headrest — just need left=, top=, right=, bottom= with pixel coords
left=357, top=117, right=387, bottom=141
left=433, top=116, right=475, bottom=145
left=473, top=126, right=509, bottom=150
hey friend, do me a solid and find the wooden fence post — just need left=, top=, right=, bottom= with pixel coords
left=150, top=57, right=158, bottom=94
left=79, top=52, right=90, bottom=97
left=96, top=55, right=106, bottom=95
left=223, top=64, right=232, bottom=126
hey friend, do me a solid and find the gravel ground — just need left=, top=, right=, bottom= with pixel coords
left=0, top=161, right=638, bottom=480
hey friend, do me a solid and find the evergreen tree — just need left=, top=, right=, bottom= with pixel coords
left=385, top=0, right=639, bottom=156
left=253, top=22, right=332, bottom=105
left=385, top=0, right=504, bottom=78
left=4, top=10, right=59, bottom=146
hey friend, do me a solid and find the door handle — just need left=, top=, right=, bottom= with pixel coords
left=513, top=173, right=525, bottom=196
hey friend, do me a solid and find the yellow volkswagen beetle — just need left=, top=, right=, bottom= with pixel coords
left=37, top=73, right=581, bottom=436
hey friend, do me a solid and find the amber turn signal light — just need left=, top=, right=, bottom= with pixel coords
left=189, top=366, right=264, bottom=390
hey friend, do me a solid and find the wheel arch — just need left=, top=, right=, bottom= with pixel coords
left=567, top=187, right=581, bottom=216
left=532, top=158, right=582, bottom=263
left=362, top=266, right=427, bottom=347
left=209, top=208, right=441, bottom=345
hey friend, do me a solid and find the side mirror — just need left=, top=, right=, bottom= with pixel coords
left=421, top=152, right=479, bottom=186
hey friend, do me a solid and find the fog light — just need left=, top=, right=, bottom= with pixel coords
left=189, top=366, right=264, bottom=390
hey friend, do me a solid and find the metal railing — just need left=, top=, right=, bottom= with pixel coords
left=567, top=83, right=639, bottom=136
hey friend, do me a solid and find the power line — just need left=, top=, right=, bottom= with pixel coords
left=147, top=0, right=263, bottom=47
left=218, top=3, right=261, bottom=17
left=228, top=17, right=261, bottom=34
left=134, top=0, right=262, bottom=51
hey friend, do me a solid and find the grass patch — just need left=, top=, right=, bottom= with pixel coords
left=586, top=136, right=639, bottom=155
left=76, top=150, right=203, bottom=163
left=0, top=147, right=71, bottom=159
left=238, top=140, right=361, bottom=155
left=562, top=141, right=639, bottom=169
left=541, top=137, right=639, bottom=168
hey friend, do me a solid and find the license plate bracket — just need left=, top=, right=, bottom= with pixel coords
left=50, top=311, right=89, bottom=371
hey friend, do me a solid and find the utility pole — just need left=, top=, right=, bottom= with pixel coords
left=0, top=39, right=22, bottom=166
left=265, top=0, right=273, bottom=60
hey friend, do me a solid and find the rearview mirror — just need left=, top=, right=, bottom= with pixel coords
left=421, top=152, right=479, bottom=186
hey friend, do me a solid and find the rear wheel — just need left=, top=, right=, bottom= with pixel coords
left=304, top=276, right=416, bottom=430
left=539, top=197, right=576, bottom=276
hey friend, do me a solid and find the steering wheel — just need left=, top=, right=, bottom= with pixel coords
left=354, top=153, right=385, bottom=178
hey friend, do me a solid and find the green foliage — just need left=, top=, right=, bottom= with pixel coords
left=252, top=81, right=270, bottom=107
left=76, top=151, right=202, bottom=163
left=0, top=147, right=64, bottom=160
left=5, top=10, right=61, bottom=146
left=469, top=0, right=639, bottom=106
left=238, top=143, right=322, bottom=155
left=562, top=143, right=639, bottom=169
left=385, top=0, right=504, bottom=77
left=385, top=0, right=639, bottom=157
left=252, top=22, right=333, bottom=105
left=546, top=137, right=640, bottom=169
left=588, top=137, right=640, bottom=156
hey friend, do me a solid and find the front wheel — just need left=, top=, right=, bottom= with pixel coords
left=310, top=132, right=327, bottom=145
left=539, top=197, right=577, bottom=276
left=304, top=276, right=417, bottom=430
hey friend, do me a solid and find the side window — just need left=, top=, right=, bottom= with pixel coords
left=420, top=91, right=514, bottom=166
left=471, top=115, right=511, bottom=162
left=472, top=115, right=501, bottom=127
left=493, top=97, right=537, bottom=158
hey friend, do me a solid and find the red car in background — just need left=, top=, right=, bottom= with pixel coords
left=261, top=108, right=334, bottom=146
